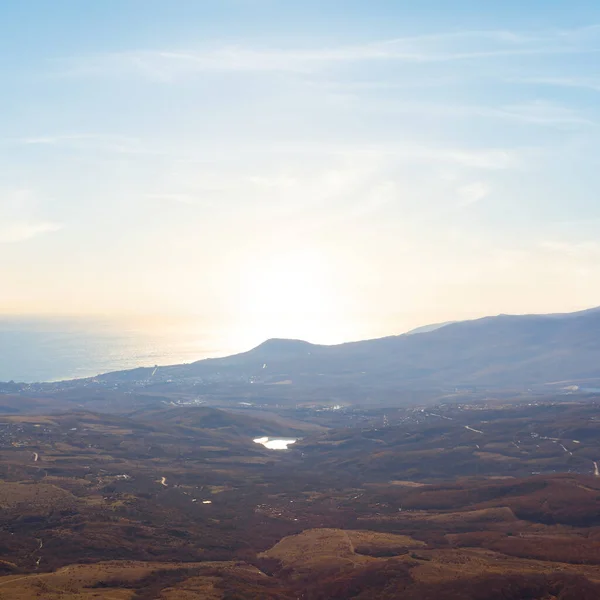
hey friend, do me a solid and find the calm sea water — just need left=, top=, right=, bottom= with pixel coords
left=0, top=317, right=236, bottom=383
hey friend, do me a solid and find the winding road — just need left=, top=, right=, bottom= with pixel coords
left=0, top=565, right=74, bottom=588
left=464, top=425, right=484, bottom=434
left=0, top=575, right=38, bottom=588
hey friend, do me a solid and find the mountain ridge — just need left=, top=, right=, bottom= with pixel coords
left=88, top=306, right=600, bottom=389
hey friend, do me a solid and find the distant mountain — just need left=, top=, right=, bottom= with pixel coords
left=404, top=321, right=456, bottom=335
left=95, top=307, right=600, bottom=389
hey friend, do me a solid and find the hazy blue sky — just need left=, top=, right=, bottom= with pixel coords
left=2, top=1, right=600, bottom=347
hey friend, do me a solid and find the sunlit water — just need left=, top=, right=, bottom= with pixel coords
left=0, top=316, right=236, bottom=383
left=253, top=437, right=297, bottom=450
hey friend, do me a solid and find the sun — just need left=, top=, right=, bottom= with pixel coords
left=229, top=247, right=350, bottom=349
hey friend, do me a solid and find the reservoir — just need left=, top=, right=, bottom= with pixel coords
left=253, top=437, right=297, bottom=450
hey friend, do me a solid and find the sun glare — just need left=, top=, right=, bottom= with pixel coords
left=229, top=248, right=350, bottom=349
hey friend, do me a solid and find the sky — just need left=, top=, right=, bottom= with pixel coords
left=2, top=0, right=600, bottom=349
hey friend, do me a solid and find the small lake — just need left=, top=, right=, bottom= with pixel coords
left=253, top=437, right=297, bottom=450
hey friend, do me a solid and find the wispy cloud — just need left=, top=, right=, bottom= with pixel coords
left=0, top=222, right=62, bottom=243
left=140, top=143, right=514, bottom=220
left=345, top=98, right=595, bottom=128
left=457, top=182, right=491, bottom=207
left=253, top=143, right=515, bottom=170
left=13, top=132, right=516, bottom=171
left=55, top=25, right=600, bottom=80
left=492, top=101, right=595, bottom=126
left=0, top=189, right=62, bottom=243
left=539, top=240, right=600, bottom=258
left=516, top=76, right=600, bottom=93
left=18, top=134, right=147, bottom=155
left=145, top=193, right=199, bottom=205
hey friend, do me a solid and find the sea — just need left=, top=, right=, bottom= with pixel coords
left=0, top=316, right=237, bottom=383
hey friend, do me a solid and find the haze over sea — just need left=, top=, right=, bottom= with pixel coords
left=0, top=317, right=235, bottom=383
left=0, top=312, right=421, bottom=384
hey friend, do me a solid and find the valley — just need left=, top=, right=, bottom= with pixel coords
left=0, top=392, right=598, bottom=598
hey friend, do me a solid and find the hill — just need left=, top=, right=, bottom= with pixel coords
left=91, top=306, right=600, bottom=390
left=133, top=405, right=326, bottom=437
